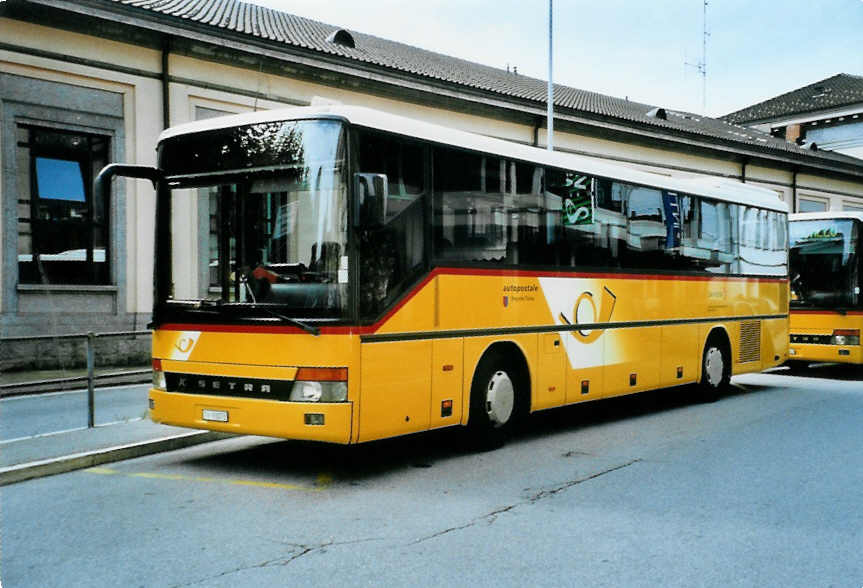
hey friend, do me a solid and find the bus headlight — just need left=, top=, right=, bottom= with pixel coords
left=289, top=367, right=348, bottom=402
left=152, top=359, right=167, bottom=391
left=832, top=329, right=860, bottom=346
left=290, top=381, right=347, bottom=402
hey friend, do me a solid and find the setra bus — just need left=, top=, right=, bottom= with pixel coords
left=98, top=105, right=790, bottom=446
left=788, top=211, right=863, bottom=366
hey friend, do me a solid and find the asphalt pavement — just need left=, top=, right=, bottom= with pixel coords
left=2, top=362, right=858, bottom=487
left=0, top=377, right=230, bottom=486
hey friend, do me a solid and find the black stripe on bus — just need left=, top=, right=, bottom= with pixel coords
left=359, top=313, right=788, bottom=343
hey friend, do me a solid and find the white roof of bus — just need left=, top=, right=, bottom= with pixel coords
left=790, top=211, right=863, bottom=222
left=158, top=105, right=788, bottom=212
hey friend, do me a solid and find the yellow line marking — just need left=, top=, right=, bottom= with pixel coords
left=85, top=466, right=329, bottom=492
left=231, top=479, right=312, bottom=491
left=86, top=467, right=118, bottom=475
left=132, top=472, right=188, bottom=481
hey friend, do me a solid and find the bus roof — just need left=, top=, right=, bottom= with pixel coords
left=790, top=211, right=863, bottom=222
left=158, top=105, right=788, bottom=213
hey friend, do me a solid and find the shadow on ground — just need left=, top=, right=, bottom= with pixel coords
left=174, top=381, right=774, bottom=482
left=770, top=362, right=863, bottom=382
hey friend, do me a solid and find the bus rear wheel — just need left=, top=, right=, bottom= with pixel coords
left=697, top=335, right=730, bottom=402
left=468, top=350, right=526, bottom=448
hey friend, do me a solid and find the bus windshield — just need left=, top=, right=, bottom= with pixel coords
left=157, top=119, right=349, bottom=319
left=789, top=218, right=861, bottom=308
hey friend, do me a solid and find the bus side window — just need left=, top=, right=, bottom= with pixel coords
left=738, top=205, right=786, bottom=276
left=357, top=130, right=427, bottom=317
left=433, top=147, right=503, bottom=263
left=623, top=185, right=666, bottom=268
left=544, top=170, right=615, bottom=268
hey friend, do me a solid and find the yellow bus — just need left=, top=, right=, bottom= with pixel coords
left=99, top=106, right=789, bottom=447
left=788, top=212, right=863, bottom=366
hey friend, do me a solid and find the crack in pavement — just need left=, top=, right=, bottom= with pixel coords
left=412, top=458, right=642, bottom=545
left=172, top=537, right=383, bottom=586
left=173, top=459, right=644, bottom=582
left=528, top=458, right=641, bottom=503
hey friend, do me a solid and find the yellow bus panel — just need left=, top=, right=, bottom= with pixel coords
left=359, top=340, right=432, bottom=442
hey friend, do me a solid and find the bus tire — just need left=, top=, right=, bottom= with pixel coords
left=467, top=348, right=527, bottom=449
left=697, top=333, right=730, bottom=403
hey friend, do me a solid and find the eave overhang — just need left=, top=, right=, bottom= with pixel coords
left=6, top=0, right=863, bottom=181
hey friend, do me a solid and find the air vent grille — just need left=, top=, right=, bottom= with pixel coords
left=738, top=321, right=762, bottom=363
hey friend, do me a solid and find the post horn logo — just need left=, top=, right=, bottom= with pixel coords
left=559, top=286, right=617, bottom=343
left=175, top=336, right=194, bottom=353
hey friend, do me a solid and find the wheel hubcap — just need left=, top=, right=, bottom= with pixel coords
left=704, top=347, right=724, bottom=387
left=485, top=371, right=515, bottom=427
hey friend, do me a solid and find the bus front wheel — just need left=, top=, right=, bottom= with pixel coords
left=697, top=335, right=730, bottom=402
left=467, top=350, right=527, bottom=448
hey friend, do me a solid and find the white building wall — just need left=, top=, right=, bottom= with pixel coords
left=2, top=17, right=863, bottom=331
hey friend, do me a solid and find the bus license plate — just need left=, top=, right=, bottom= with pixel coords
left=202, top=409, right=229, bottom=423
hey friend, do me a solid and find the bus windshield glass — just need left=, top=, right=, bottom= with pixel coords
left=158, top=119, right=349, bottom=319
left=789, top=218, right=860, bottom=308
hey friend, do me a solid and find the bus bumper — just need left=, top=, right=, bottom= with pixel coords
left=788, top=344, right=862, bottom=365
left=148, top=389, right=353, bottom=444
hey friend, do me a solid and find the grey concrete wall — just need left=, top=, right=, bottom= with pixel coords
left=0, top=73, right=147, bottom=369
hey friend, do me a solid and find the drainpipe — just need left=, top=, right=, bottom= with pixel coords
left=162, top=37, right=171, bottom=129
left=741, top=156, right=748, bottom=183
left=791, top=168, right=798, bottom=212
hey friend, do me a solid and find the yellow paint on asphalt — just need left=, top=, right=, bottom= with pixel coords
left=85, top=466, right=333, bottom=491
left=87, top=467, right=119, bottom=475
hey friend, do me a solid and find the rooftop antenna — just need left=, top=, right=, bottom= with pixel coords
left=685, top=0, right=709, bottom=114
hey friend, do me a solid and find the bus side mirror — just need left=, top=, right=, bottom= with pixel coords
left=353, top=173, right=388, bottom=227
left=95, top=163, right=163, bottom=197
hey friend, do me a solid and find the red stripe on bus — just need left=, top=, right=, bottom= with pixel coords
left=790, top=310, right=863, bottom=316
left=157, top=323, right=370, bottom=335
left=435, top=267, right=787, bottom=282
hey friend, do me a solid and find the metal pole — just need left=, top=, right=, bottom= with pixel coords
left=86, top=331, right=95, bottom=428
left=702, top=0, right=708, bottom=115
left=547, top=0, right=554, bottom=151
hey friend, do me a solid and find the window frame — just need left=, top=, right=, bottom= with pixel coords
left=16, top=124, right=111, bottom=285
left=797, top=195, right=830, bottom=213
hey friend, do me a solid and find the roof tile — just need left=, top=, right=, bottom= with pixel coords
left=723, top=74, right=863, bottom=124
left=102, top=0, right=862, bottom=168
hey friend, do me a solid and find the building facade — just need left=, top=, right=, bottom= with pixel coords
left=723, top=73, right=863, bottom=212
left=2, top=0, right=863, bottom=369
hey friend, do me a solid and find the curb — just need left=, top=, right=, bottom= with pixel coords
left=0, top=431, right=234, bottom=486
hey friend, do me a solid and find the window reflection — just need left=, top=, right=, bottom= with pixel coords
left=430, top=148, right=787, bottom=276
left=790, top=219, right=860, bottom=308
left=17, top=126, right=110, bottom=285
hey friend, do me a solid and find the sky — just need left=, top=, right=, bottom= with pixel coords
left=242, top=0, right=863, bottom=119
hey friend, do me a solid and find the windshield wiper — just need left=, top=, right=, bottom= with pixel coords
left=245, top=305, right=321, bottom=336
left=194, top=298, right=320, bottom=335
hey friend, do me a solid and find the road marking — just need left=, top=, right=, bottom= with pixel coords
left=0, top=418, right=144, bottom=445
left=1, top=383, right=149, bottom=402
left=86, top=466, right=333, bottom=491
left=1, top=426, right=89, bottom=445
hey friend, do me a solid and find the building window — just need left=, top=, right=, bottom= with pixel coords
left=17, top=126, right=110, bottom=284
left=797, top=197, right=829, bottom=213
